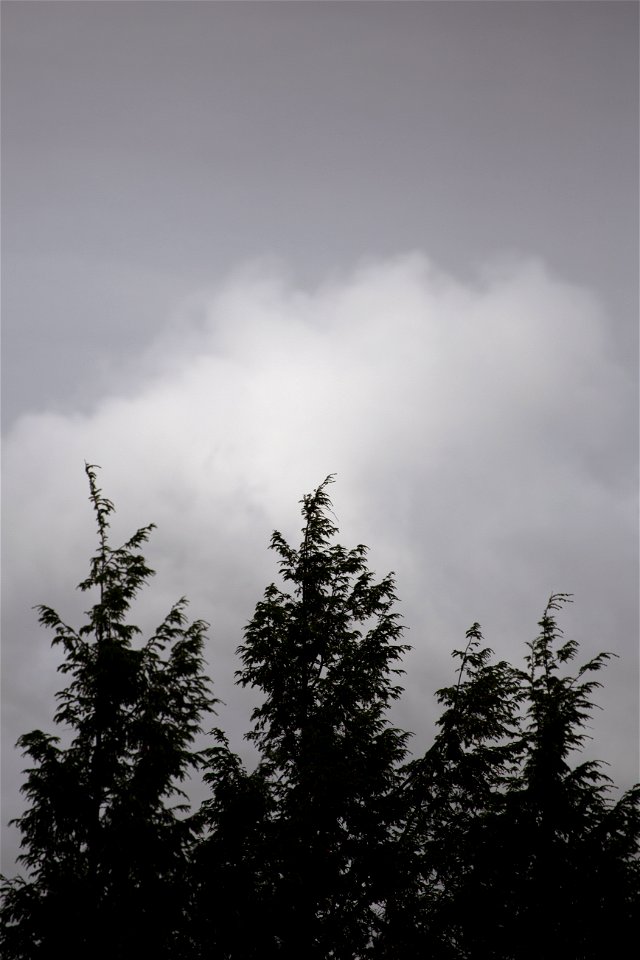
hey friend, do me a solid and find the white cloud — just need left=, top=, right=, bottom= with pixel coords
left=2, top=253, right=637, bottom=872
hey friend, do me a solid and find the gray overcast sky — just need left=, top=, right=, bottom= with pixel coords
left=1, top=1, right=638, bottom=873
left=3, top=0, right=638, bottom=425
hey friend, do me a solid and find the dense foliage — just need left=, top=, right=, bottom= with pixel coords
left=0, top=466, right=215, bottom=959
left=2, top=470, right=638, bottom=959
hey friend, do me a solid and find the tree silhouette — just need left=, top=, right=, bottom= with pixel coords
left=392, top=595, right=639, bottom=959
left=2, top=473, right=638, bottom=959
left=0, top=465, right=215, bottom=960
left=195, top=476, right=411, bottom=958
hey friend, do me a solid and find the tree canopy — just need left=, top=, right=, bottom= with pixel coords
left=1, top=465, right=215, bottom=959
left=2, top=469, right=638, bottom=959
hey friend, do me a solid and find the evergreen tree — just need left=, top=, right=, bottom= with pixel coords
left=398, top=595, right=639, bottom=959
left=0, top=465, right=215, bottom=960
left=497, top=594, right=640, bottom=959
left=381, top=622, right=522, bottom=958
left=195, top=476, right=411, bottom=959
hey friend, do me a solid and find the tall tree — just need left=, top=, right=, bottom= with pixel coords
left=0, top=465, right=215, bottom=960
left=195, top=476, right=411, bottom=959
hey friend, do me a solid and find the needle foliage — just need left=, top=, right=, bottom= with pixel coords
left=2, top=472, right=638, bottom=959
left=1, top=465, right=215, bottom=960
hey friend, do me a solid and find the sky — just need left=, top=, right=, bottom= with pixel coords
left=1, top=0, right=638, bottom=875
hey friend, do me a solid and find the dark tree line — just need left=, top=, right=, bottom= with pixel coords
left=2, top=466, right=638, bottom=958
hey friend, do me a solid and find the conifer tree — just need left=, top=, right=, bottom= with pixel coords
left=0, top=465, right=215, bottom=960
left=380, top=622, right=522, bottom=959
left=196, top=476, right=411, bottom=959
left=396, top=595, right=639, bottom=959
left=496, top=594, right=640, bottom=959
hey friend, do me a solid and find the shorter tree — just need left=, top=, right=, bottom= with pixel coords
left=0, top=465, right=215, bottom=960
left=396, top=595, right=639, bottom=960
left=497, top=595, right=640, bottom=959
left=382, top=622, right=523, bottom=959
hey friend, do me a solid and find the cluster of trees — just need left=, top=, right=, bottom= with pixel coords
left=1, top=465, right=638, bottom=959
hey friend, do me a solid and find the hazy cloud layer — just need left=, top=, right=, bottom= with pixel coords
left=2, top=254, right=637, bottom=872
